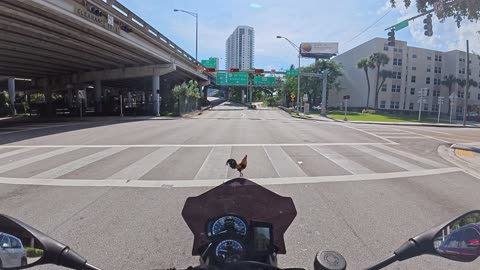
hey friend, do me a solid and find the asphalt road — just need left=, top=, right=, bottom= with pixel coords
left=0, top=103, right=480, bottom=269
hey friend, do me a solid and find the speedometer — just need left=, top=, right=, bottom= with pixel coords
left=215, top=239, right=244, bottom=263
left=211, top=216, right=247, bottom=236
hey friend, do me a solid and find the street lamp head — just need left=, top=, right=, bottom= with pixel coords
left=276, top=36, right=282, bottom=39
left=173, top=9, right=179, bottom=12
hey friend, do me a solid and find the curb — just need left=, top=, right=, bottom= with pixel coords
left=331, top=120, right=480, bottom=128
left=451, top=143, right=480, bottom=155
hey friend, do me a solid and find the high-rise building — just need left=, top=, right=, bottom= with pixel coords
left=225, top=26, right=255, bottom=70
left=331, top=37, right=480, bottom=117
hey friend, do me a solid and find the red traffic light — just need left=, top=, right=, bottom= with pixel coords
left=254, top=69, right=264, bottom=74
left=205, top=68, right=216, bottom=72
left=230, top=68, right=240, bottom=72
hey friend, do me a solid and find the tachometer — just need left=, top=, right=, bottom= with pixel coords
left=211, top=216, right=247, bottom=236
left=215, top=239, right=244, bottom=263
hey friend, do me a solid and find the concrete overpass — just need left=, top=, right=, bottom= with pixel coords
left=0, top=0, right=214, bottom=116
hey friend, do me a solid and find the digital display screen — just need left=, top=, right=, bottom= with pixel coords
left=253, top=226, right=271, bottom=252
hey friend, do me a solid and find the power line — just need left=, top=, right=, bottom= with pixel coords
left=344, top=9, right=392, bottom=44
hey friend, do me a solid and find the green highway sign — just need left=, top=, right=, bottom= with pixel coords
left=217, top=72, right=228, bottom=85
left=286, top=70, right=299, bottom=76
left=216, top=72, right=248, bottom=85
left=394, top=20, right=409, bottom=31
left=254, top=76, right=276, bottom=86
left=201, top=58, right=217, bottom=68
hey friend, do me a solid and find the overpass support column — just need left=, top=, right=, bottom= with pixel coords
left=7, top=78, right=16, bottom=115
left=152, top=75, right=160, bottom=116
left=94, top=80, right=102, bottom=114
left=241, top=89, right=245, bottom=103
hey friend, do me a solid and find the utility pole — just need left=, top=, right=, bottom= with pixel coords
left=463, top=40, right=470, bottom=126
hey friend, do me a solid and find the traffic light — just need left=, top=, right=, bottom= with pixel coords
left=229, top=68, right=240, bottom=72
left=205, top=68, right=216, bottom=72
left=254, top=69, right=264, bottom=74
left=424, top=14, right=433, bottom=36
left=88, top=5, right=103, bottom=16
left=387, top=29, right=395, bottom=46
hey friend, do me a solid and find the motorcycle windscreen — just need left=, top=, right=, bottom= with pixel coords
left=182, top=178, right=297, bottom=255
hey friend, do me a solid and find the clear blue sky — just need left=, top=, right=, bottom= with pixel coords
left=119, top=0, right=478, bottom=70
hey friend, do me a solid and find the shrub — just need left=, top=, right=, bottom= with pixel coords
left=25, top=247, right=44, bottom=258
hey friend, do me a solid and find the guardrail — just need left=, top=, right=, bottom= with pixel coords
left=80, top=0, right=205, bottom=71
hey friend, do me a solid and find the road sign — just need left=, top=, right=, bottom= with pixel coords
left=303, top=94, right=308, bottom=102
left=286, top=70, right=299, bottom=76
left=216, top=72, right=248, bottom=85
left=438, top=96, right=445, bottom=105
left=197, top=66, right=204, bottom=72
left=419, top=88, right=428, bottom=97
left=394, top=20, right=409, bottom=31
left=201, top=58, right=217, bottom=68
left=417, top=99, right=426, bottom=103
left=78, top=90, right=86, bottom=100
left=449, top=93, right=456, bottom=100
left=343, top=95, right=350, bottom=100
left=253, top=76, right=275, bottom=86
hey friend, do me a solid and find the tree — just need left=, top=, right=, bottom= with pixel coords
left=356, top=58, right=375, bottom=108
left=442, top=74, right=457, bottom=114
left=390, top=0, right=479, bottom=27
left=369, top=52, right=390, bottom=109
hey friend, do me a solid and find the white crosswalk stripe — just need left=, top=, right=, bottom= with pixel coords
left=108, top=147, right=179, bottom=180
left=31, top=147, right=128, bottom=179
left=263, top=146, right=307, bottom=177
left=310, top=146, right=374, bottom=175
left=371, top=144, right=445, bottom=168
left=194, top=146, right=232, bottom=180
left=352, top=145, right=424, bottom=171
left=0, top=148, right=36, bottom=159
left=0, top=147, right=79, bottom=174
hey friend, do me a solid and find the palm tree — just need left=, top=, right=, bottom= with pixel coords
left=369, top=53, right=390, bottom=109
left=442, top=75, right=457, bottom=114
left=357, top=58, right=375, bottom=108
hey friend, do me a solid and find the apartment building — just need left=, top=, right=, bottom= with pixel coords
left=225, top=26, right=255, bottom=70
left=332, top=38, right=480, bottom=117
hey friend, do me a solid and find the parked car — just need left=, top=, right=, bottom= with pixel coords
left=437, top=223, right=480, bottom=261
left=0, top=232, right=27, bottom=268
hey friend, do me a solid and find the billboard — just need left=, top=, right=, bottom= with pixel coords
left=300, top=42, right=338, bottom=59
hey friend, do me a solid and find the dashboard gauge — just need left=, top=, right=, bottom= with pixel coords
left=215, top=239, right=244, bottom=263
left=211, top=216, right=247, bottom=236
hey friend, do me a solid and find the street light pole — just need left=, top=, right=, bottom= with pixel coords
left=277, top=35, right=301, bottom=113
left=463, top=40, right=469, bottom=126
left=173, top=9, right=198, bottom=62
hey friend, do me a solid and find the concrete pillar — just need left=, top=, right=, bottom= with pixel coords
left=94, top=80, right=102, bottom=113
left=241, top=89, right=245, bottom=103
left=152, top=75, right=160, bottom=116
left=45, top=88, right=52, bottom=116
left=7, top=78, right=16, bottom=115
left=66, top=86, right=73, bottom=108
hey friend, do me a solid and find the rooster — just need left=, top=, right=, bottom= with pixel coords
left=226, top=155, right=248, bottom=177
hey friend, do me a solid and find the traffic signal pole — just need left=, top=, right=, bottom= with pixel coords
left=463, top=40, right=470, bottom=126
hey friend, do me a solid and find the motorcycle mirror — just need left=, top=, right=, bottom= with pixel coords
left=434, top=211, right=480, bottom=262
left=0, top=215, right=44, bottom=269
left=0, top=214, right=101, bottom=270
left=365, top=210, right=480, bottom=270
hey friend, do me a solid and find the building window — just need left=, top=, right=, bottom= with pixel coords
left=412, top=66, right=417, bottom=70
left=434, top=78, right=441, bottom=85
left=393, top=48, right=398, bottom=52
left=384, top=46, right=389, bottom=51
left=410, top=88, right=415, bottom=95
left=427, top=56, right=432, bottom=60
left=409, top=103, right=414, bottom=110
left=380, top=100, right=386, bottom=109
left=424, top=103, right=429, bottom=111
left=456, top=106, right=463, bottom=113
left=478, top=93, right=480, bottom=100
left=411, top=76, right=416, bottom=83
left=467, top=92, right=471, bottom=99
left=459, top=57, right=464, bottom=62
left=412, top=54, right=417, bottom=58
left=435, top=55, right=439, bottom=61
left=381, top=84, right=387, bottom=92
left=458, top=91, right=464, bottom=98
left=393, top=58, right=403, bottom=66
left=426, top=77, right=431, bottom=84
left=391, top=85, right=401, bottom=93
left=438, top=55, right=442, bottom=62
left=427, top=67, right=431, bottom=72
left=390, top=101, right=400, bottom=109
left=432, top=104, right=439, bottom=112
left=399, top=48, right=403, bottom=53
left=393, top=72, right=402, bottom=79
left=433, top=90, right=440, bottom=97
left=434, top=67, right=442, bottom=74
left=459, top=68, right=466, bottom=74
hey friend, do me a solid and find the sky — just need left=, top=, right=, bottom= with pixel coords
left=119, top=0, right=479, bottom=71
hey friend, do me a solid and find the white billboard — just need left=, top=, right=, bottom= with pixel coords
left=300, top=42, right=339, bottom=58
